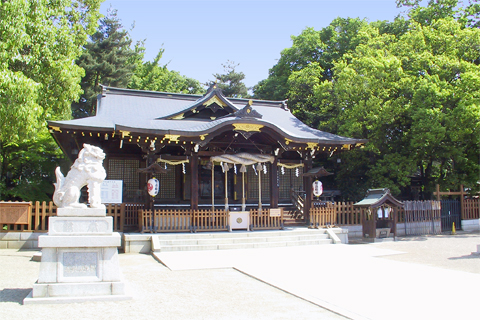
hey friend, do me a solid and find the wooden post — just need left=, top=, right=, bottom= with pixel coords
left=242, top=171, right=246, bottom=211
left=190, top=153, right=199, bottom=210
left=303, top=156, right=313, bottom=222
left=225, top=169, right=228, bottom=211
left=258, top=167, right=262, bottom=211
left=270, top=158, right=279, bottom=208
left=460, top=184, right=465, bottom=220
left=211, top=163, right=215, bottom=211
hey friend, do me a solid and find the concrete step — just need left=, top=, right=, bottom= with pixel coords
left=151, top=228, right=343, bottom=252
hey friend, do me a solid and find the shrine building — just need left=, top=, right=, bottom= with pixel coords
left=48, top=85, right=366, bottom=232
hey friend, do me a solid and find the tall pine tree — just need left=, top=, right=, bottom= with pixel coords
left=73, top=8, right=137, bottom=118
left=210, top=61, right=250, bottom=98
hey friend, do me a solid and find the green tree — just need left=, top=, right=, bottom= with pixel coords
left=253, top=18, right=370, bottom=101
left=211, top=61, right=250, bottom=98
left=73, top=8, right=137, bottom=118
left=128, top=47, right=205, bottom=94
left=0, top=0, right=101, bottom=200
left=288, top=7, right=480, bottom=198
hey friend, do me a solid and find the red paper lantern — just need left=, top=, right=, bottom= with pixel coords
left=147, top=177, right=160, bottom=197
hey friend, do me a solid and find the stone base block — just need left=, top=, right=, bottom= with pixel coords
left=23, top=286, right=131, bottom=305
left=57, top=207, right=106, bottom=217
left=49, top=216, right=113, bottom=236
left=31, top=280, right=127, bottom=298
left=39, top=233, right=121, bottom=248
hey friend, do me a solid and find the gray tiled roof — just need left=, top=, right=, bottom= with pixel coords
left=49, top=86, right=365, bottom=145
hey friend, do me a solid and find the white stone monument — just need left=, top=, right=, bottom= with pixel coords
left=24, top=144, right=130, bottom=304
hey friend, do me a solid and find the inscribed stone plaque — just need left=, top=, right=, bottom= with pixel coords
left=63, top=252, right=97, bottom=277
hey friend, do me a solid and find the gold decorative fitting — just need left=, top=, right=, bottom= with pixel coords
left=50, top=126, right=61, bottom=132
left=199, top=134, right=208, bottom=141
left=307, top=142, right=318, bottom=149
left=164, top=134, right=180, bottom=142
left=170, top=113, right=184, bottom=120
left=119, top=130, right=131, bottom=139
left=233, top=123, right=264, bottom=132
left=285, top=138, right=293, bottom=145
left=248, top=100, right=253, bottom=106
left=204, top=95, right=226, bottom=108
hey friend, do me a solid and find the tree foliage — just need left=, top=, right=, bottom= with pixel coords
left=73, top=8, right=137, bottom=118
left=128, top=46, right=205, bottom=94
left=0, top=0, right=101, bottom=200
left=261, top=0, right=480, bottom=199
left=211, top=61, right=250, bottom=98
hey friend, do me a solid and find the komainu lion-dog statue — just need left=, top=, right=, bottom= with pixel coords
left=53, top=144, right=107, bottom=209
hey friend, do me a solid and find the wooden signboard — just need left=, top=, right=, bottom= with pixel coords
left=0, top=202, right=31, bottom=225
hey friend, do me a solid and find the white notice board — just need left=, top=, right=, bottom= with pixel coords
left=101, top=180, right=123, bottom=204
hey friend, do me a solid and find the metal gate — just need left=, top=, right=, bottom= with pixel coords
left=441, top=199, right=461, bottom=232
left=404, top=201, right=441, bottom=236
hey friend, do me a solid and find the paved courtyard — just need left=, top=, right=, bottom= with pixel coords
left=1, top=232, right=479, bottom=320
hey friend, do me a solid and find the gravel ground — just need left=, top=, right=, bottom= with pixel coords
left=0, top=250, right=346, bottom=320
left=1, top=232, right=478, bottom=320
left=371, top=232, right=480, bottom=274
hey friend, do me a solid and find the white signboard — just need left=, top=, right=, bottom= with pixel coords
left=101, top=180, right=123, bottom=204
left=269, top=208, right=282, bottom=217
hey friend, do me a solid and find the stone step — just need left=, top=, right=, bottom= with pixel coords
left=157, top=233, right=329, bottom=246
left=156, top=238, right=333, bottom=252
left=151, top=228, right=343, bottom=252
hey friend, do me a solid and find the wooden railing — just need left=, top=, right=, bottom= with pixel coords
left=463, top=198, right=480, bottom=220
left=309, top=202, right=337, bottom=227
left=0, top=201, right=127, bottom=232
left=250, top=208, right=283, bottom=230
left=140, top=208, right=284, bottom=232
left=140, top=209, right=228, bottom=233
left=334, top=202, right=362, bottom=225
left=290, top=189, right=305, bottom=215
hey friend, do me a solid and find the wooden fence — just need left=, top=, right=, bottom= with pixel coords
left=0, top=201, right=130, bottom=232
left=140, top=209, right=228, bottom=233
left=250, top=208, right=283, bottom=230
left=309, top=203, right=337, bottom=227
left=463, top=198, right=480, bottom=220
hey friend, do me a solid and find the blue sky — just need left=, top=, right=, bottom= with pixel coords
left=100, top=0, right=407, bottom=88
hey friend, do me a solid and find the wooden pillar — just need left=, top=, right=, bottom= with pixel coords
left=258, top=167, right=262, bottom=211
left=303, top=156, right=313, bottom=222
left=190, top=153, right=199, bottom=210
left=225, top=169, right=229, bottom=211
left=242, top=171, right=246, bottom=211
left=460, top=184, right=465, bottom=220
left=270, top=158, right=279, bottom=208
left=211, top=163, right=215, bottom=211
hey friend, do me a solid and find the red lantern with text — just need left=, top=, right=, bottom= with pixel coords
left=312, top=180, right=323, bottom=197
left=147, top=177, right=160, bottom=197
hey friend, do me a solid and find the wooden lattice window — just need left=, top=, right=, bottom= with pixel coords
left=246, top=164, right=271, bottom=201
left=156, top=166, right=176, bottom=199
left=107, top=159, right=141, bottom=202
left=279, top=167, right=304, bottom=199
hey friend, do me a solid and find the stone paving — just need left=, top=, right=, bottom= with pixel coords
left=1, top=232, right=479, bottom=320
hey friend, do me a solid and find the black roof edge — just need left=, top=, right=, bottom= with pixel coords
left=99, top=85, right=203, bottom=102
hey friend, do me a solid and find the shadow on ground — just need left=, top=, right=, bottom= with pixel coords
left=0, top=288, right=31, bottom=304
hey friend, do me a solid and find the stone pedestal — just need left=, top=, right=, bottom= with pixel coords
left=24, top=208, right=130, bottom=304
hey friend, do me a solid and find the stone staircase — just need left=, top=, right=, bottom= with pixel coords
left=150, top=228, right=347, bottom=252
